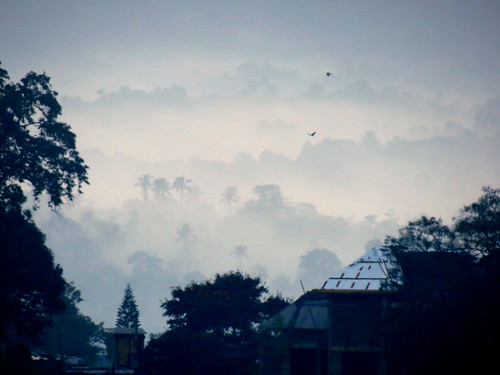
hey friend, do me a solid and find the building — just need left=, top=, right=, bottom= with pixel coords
left=260, top=247, right=401, bottom=375
left=106, top=327, right=146, bottom=371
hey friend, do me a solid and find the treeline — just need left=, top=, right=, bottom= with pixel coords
left=138, top=186, right=499, bottom=375
left=382, top=186, right=499, bottom=375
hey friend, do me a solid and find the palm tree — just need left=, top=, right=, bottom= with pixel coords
left=174, top=223, right=197, bottom=252
left=153, top=178, right=170, bottom=200
left=172, top=176, right=192, bottom=204
left=231, top=244, right=248, bottom=269
left=135, top=174, right=153, bottom=201
left=220, top=186, right=240, bottom=213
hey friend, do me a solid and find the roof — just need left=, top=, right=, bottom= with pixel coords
left=320, top=246, right=401, bottom=291
left=262, top=247, right=401, bottom=331
left=106, top=327, right=147, bottom=335
left=262, top=292, right=329, bottom=330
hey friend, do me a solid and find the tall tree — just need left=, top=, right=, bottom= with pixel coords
left=172, top=176, right=191, bottom=204
left=251, top=184, right=285, bottom=208
left=116, top=283, right=141, bottom=329
left=146, top=272, right=290, bottom=374
left=385, top=216, right=457, bottom=252
left=453, top=186, right=499, bottom=257
left=161, top=271, right=287, bottom=340
left=0, top=209, right=66, bottom=339
left=298, top=248, right=341, bottom=290
left=220, top=186, right=239, bottom=213
left=152, top=177, right=170, bottom=200
left=382, top=186, right=500, bottom=374
left=135, top=174, right=153, bottom=201
left=0, top=64, right=87, bottom=348
left=173, top=223, right=197, bottom=252
left=0, top=62, right=88, bottom=213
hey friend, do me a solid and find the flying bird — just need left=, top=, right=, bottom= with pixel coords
left=308, top=131, right=316, bottom=136
left=326, top=72, right=332, bottom=77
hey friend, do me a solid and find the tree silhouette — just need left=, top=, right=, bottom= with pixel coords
left=454, top=186, right=499, bottom=257
left=0, top=64, right=87, bottom=345
left=220, top=186, right=240, bottom=213
left=0, top=62, right=88, bottom=213
left=33, top=282, right=105, bottom=365
left=245, top=184, right=287, bottom=214
left=147, top=272, right=290, bottom=374
left=0, top=210, right=66, bottom=338
left=153, top=178, right=170, bottom=200
left=385, top=216, right=457, bottom=253
left=172, top=176, right=192, bottom=205
left=135, top=174, right=153, bottom=201
left=231, top=244, right=248, bottom=269
left=174, top=223, right=197, bottom=252
left=298, top=248, right=342, bottom=290
left=116, top=283, right=141, bottom=329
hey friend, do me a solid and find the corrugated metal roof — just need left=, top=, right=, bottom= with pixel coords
left=320, top=246, right=400, bottom=291
left=263, top=247, right=401, bottom=330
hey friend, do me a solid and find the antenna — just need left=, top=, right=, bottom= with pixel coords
left=300, top=280, right=306, bottom=294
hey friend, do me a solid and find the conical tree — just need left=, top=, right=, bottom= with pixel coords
left=116, top=283, right=141, bottom=329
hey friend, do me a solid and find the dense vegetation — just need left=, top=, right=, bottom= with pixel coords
left=383, top=187, right=499, bottom=375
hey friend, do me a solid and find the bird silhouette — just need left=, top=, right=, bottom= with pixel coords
left=308, top=131, right=316, bottom=136
left=326, top=72, right=332, bottom=77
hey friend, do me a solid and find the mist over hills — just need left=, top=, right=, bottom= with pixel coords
left=34, top=125, right=498, bottom=334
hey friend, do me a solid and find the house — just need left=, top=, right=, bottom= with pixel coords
left=260, top=247, right=401, bottom=375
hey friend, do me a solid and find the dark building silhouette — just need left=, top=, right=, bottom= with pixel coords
left=261, top=247, right=400, bottom=375
left=106, top=327, right=146, bottom=370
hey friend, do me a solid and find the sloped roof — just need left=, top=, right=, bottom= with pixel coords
left=320, top=246, right=400, bottom=291
left=262, top=292, right=329, bottom=330
left=263, top=247, right=401, bottom=331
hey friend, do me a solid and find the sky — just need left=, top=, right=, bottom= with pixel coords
left=1, top=0, right=499, bottom=334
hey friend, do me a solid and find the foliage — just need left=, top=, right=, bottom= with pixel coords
left=0, top=63, right=88, bottom=213
left=0, top=209, right=66, bottom=339
left=144, top=271, right=290, bottom=374
left=162, top=271, right=267, bottom=340
left=385, top=216, right=457, bottom=252
left=298, top=248, right=341, bottom=290
left=383, top=186, right=500, bottom=374
left=385, top=186, right=499, bottom=258
left=116, top=283, right=141, bottom=329
left=221, top=186, right=239, bottom=212
left=172, top=176, right=191, bottom=204
left=135, top=174, right=153, bottom=201
left=173, top=223, right=197, bottom=252
left=152, top=177, right=170, bottom=199
left=454, top=186, right=499, bottom=257
left=32, top=282, right=106, bottom=366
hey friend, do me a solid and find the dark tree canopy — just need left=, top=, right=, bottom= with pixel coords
left=0, top=64, right=89, bottom=373
left=162, top=272, right=289, bottom=336
left=385, top=216, right=457, bottom=252
left=383, top=186, right=500, bottom=374
left=162, top=271, right=268, bottom=338
left=0, top=209, right=66, bottom=339
left=31, top=282, right=105, bottom=366
left=145, top=271, right=289, bottom=375
left=116, top=283, right=141, bottom=329
left=454, top=186, right=499, bottom=257
left=0, top=63, right=88, bottom=213
left=385, top=186, right=499, bottom=258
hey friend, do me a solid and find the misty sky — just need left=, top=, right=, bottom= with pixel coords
left=1, top=0, right=499, bottom=334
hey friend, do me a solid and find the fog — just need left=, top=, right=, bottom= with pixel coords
left=1, top=0, right=499, bottom=334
